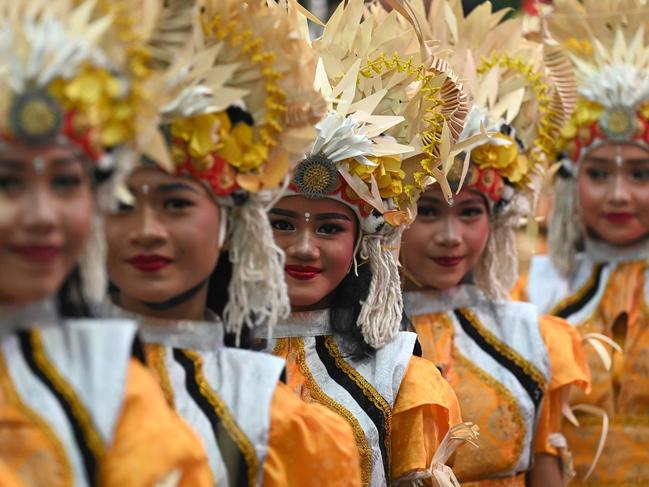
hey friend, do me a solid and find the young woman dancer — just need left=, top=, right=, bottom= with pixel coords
left=104, top=1, right=362, bottom=485
left=401, top=1, right=590, bottom=485
left=516, top=0, right=649, bottom=483
left=0, top=1, right=212, bottom=485
left=261, top=1, right=472, bottom=485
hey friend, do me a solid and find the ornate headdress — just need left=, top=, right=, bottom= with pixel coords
left=131, top=0, right=323, bottom=336
left=546, top=0, right=649, bottom=274
left=0, top=0, right=161, bottom=305
left=286, top=0, right=469, bottom=347
left=416, top=0, right=576, bottom=297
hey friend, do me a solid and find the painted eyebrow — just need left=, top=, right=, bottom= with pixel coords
left=457, top=197, right=486, bottom=206
left=315, top=212, right=352, bottom=222
left=0, top=160, right=24, bottom=170
left=269, top=208, right=297, bottom=218
left=268, top=209, right=352, bottom=222
left=156, top=182, right=200, bottom=193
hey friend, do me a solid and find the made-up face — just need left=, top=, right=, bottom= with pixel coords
left=401, top=185, right=490, bottom=290
left=105, top=167, right=222, bottom=309
left=0, top=144, right=93, bottom=305
left=269, top=196, right=358, bottom=310
left=577, top=142, right=649, bottom=246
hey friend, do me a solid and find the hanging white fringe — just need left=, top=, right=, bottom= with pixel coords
left=79, top=213, right=107, bottom=307
left=223, top=194, right=290, bottom=340
left=357, top=229, right=402, bottom=348
left=474, top=196, right=526, bottom=300
left=548, top=176, right=580, bottom=277
left=78, top=148, right=137, bottom=307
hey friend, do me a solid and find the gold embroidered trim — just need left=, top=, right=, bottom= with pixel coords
left=458, top=309, right=547, bottom=389
left=29, top=330, right=105, bottom=460
left=550, top=264, right=605, bottom=317
left=322, top=336, right=392, bottom=476
left=181, top=350, right=259, bottom=487
left=290, top=337, right=373, bottom=487
left=0, top=349, right=73, bottom=487
left=144, top=344, right=175, bottom=408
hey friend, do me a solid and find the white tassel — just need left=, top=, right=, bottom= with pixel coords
left=357, top=230, right=402, bottom=348
left=79, top=213, right=107, bottom=306
left=78, top=148, right=136, bottom=308
left=548, top=176, right=580, bottom=277
left=223, top=194, right=290, bottom=340
left=474, top=198, right=525, bottom=300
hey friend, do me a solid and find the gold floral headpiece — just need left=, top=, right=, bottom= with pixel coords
left=289, top=0, right=468, bottom=228
left=130, top=0, right=324, bottom=201
left=548, top=0, right=649, bottom=169
left=416, top=0, right=575, bottom=204
left=0, top=0, right=141, bottom=164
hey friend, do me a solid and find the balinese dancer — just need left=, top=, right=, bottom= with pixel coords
left=0, top=1, right=212, bottom=485
left=262, top=1, right=472, bottom=485
left=515, top=0, right=649, bottom=484
left=400, top=1, right=590, bottom=485
left=103, top=1, right=362, bottom=485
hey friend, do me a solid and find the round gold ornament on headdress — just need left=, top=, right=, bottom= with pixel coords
left=600, top=107, right=637, bottom=141
left=293, top=154, right=340, bottom=199
left=9, top=90, right=63, bottom=144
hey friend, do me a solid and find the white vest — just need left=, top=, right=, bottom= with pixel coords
left=1, top=299, right=136, bottom=486
left=254, top=309, right=416, bottom=487
left=404, top=286, right=551, bottom=476
left=106, top=304, right=284, bottom=487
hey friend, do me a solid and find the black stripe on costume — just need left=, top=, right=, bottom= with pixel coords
left=453, top=310, right=544, bottom=410
left=172, top=348, right=248, bottom=486
left=17, top=330, right=98, bottom=485
left=314, top=336, right=391, bottom=478
left=553, top=264, right=606, bottom=319
left=130, top=334, right=147, bottom=364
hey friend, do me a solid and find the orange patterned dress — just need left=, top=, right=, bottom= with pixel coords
left=517, top=243, right=649, bottom=485
left=255, top=309, right=462, bottom=487
left=405, top=285, right=589, bottom=487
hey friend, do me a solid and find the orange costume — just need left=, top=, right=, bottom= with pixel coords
left=126, top=314, right=362, bottom=487
left=514, top=1, right=649, bottom=484
left=0, top=301, right=211, bottom=487
left=518, top=246, right=649, bottom=485
left=262, top=0, right=470, bottom=483
left=406, top=286, right=589, bottom=486
left=398, top=1, right=591, bottom=484
left=258, top=311, right=462, bottom=486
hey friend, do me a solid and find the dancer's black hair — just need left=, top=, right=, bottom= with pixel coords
left=57, top=266, right=93, bottom=318
left=328, top=263, right=376, bottom=358
left=205, top=252, right=252, bottom=348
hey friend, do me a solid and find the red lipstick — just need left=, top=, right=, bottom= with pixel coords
left=127, top=254, right=172, bottom=272
left=604, top=212, right=635, bottom=224
left=12, top=245, right=61, bottom=263
left=285, top=265, right=322, bottom=281
left=431, top=256, right=465, bottom=267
